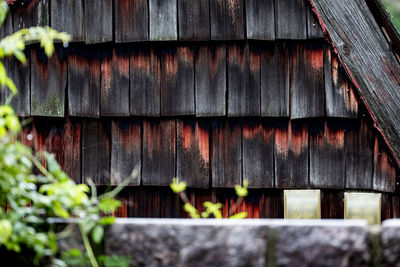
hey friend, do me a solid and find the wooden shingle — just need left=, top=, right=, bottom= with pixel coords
left=13, top=0, right=49, bottom=31
left=82, top=119, right=111, bottom=185
left=111, top=120, right=141, bottom=185
left=142, top=119, right=176, bottom=186
left=84, top=0, right=113, bottom=43
left=261, top=42, right=289, bottom=117
left=160, top=46, right=195, bottom=116
left=50, top=0, right=84, bottom=42
left=306, top=5, right=324, bottom=39
left=274, top=120, right=308, bottom=188
left=31, top=46, right=66, bottom=117
left=177, top=119, right=210, bottom=188
left=210, top=0, right=244, bottom=40
left=195, top=44, right=226, bottom=117
left=115, top=0, right=149, bottom=42
left=246, top=0, right=275, bottom=40
left=228, top=43, right=261, bottom=116
left=149, top=0, right=177, bottom=40
left=275, top=0, right=307, bottom=39
left=211, top=119, right=242, bottom=187
left=242, top=120, right=274, bottom=188
left=130, top=47, right=161, bottom=116
left=373, top=135, right=397, bottom=193
left=101, top=48, right=130, bottom=116
left=68, top=47, right=101, bottom=117
left=178, top=0, right=210, bottom=40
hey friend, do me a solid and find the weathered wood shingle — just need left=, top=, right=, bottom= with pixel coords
left=149, top=0, right=177, bottom=40
left=275, top=0, right=307, bottom=39
left=210, top=0, right=244, bottom=40
left=84, top=0, right=113, bottom=43
left=50, top=0, right=84, bottom=42
left=114, top=0, right=149, bottom=42
left=13, top=0, right=49, bottom=31
left=178, top=0, right=210, bottom=40
left=246, top=0, right=275, bottom=40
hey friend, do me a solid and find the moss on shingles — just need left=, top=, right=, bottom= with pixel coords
left=31, top=93, right=64, bottom=117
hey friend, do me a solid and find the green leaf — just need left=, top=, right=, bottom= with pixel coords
left=91, top=225, right=104, bottom=244
left=0, top=1, right=8, bottom=28
left=99, top=216, right=115, bottom=225
left=0, top=219, right=12, bottom=244
left=170, top=177, right=186, bottom=193
left=229, top=212, right=248, bottom=219
left=99, top=198, right=121, bottom=213
left=183, top=203, right=200, bottom=218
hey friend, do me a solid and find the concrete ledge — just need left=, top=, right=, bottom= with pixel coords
left=105, top=219, right=370, bottom=267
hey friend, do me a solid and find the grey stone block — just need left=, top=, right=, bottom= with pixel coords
left=382, top=219, right=400, bottom=267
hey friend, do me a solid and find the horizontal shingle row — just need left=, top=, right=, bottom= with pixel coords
left=24, top=116, right=397, bottom=193
left=1, top=0, right=324, bottom=42
left=3, top=40, right=359, bottom=119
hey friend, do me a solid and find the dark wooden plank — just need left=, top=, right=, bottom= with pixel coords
left=275, top=0, right=307, bottom=39
left=1, top=54, right=30, bottom=116
left=321, top=190, right=344, bottom=219
left=82, top=119, right=111, bottom=185
left=84, top=0, right=113, bottom=43
left=261, top=41, right=289, bottom=117
left=311, top=0, right=400, bottom=165
left=345, top=119, right=373, bottom=189
left=160, top=46, right=195, bottom=116
left=274, top=120, right=308, bottom=188
left=290, top=41, right=325, bottom=119
left=114, top=0, right=148, bottom=42
left=306, top=3, right=324, bottom=39
left=246, top=0, right=275, bottom=40
left=130, top=47, right=160, bottom=116
left=195, top=44, right=226, bottom=117
left=392, top=196, right=400, bottom=218
left=31, top=46, right=66, bottom=117
left=111, top=120, right=141, bottom=186
left=178, top=0, right=210, bottom=40
left=20, top=122, right=34, bottom=150
left=13, top=0, right=49, bottom=31
left=210, top=0, right=244, bottom=40
left=242, top=120, right=274, bottom=188
left=0, top=11, right=13, bottom=39
left=211, top=120, right=242, bottom=187
left=259, top=190, right=284, bottom=218
left=50, top=0, right=84, bottom=42
left=373, top=135, right=397, bottom=193
left=381, top=194, right=392, bottom=221
left=149, top=0, right=177, bottom=40
left=228, top=43, right=261, bottom=116
left=61, top=118, right=81, bottom=183
left=177, top=119, right=210, bottom=188
left=325, top=47, right=358, bottom=118
left=101, top=48, right=130, bottom=116
left=142, top=119, right=176, bottom=186
left=309, top=120, right=345, bottom=188
left=68, top=47, right=101, bottom=117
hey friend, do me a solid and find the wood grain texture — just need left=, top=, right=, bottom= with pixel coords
left=84, top=0, right=112, bottom=43
left=246, top=0, right=275, bottom=40
left=111, top=120, right=141, bottom=185
left=50, top=0, right=84, bottom=41
left=274, top=120, right=308, bottom=188
left=210, top=0, right=244, bottom=40
left=178, top=0, right=210, bottom=40
left=321, top=190, right=344, bottom=218
left=373, top=135, right=397, bottom=193
left=211, top=120, right=242, bottom=187
left=275, top=0, right=307, bottom=39
left=309, top=120, right=345, bottom=189
left=149, top=0, right=177, bottom=40
left=0, top=11, right=13, bottom=39
left=130, top=47, right=160, bottom=116
left=261, top=42, right=289, bottom=117
left=13, top=0, right=49, bottom=31
left=325, top=47, right=358, bottom=118
left=101, top=49, right=130, bottom=116
left=195, top=44, right=226, bottom=117
left=228, top=43, right=261, bottom=116
left=68, top=48, right=101, bottom=117
left=1, top=54, right=30, bottom=116
left=61, top=118, right=81, bottom=183
left=306, top=3, right=324, bottom=39
left=160, top=46, right=195, bottom=115
left=393, top=196, right=400, bottom=218
left=82, top=119, right=111, bottom=185
left=176, top=119, right=210, bottom=188
left=142, top=119, right=176, bottom=186
left=258, top=190, right=284, bottom=218
left=345, top=119, right=373, bottom=190
left=290, top=41, right=325, bottom=119
left=31, top=46, right=66, bottom=117
left=310, top=0, right=400, bottom=165
left=381, top=194, right=392, bottom=221
left=242, top=120, right=274, bottom=188
left=114, top=0, right=149, bottom=42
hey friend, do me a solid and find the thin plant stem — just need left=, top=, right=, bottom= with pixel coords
left=79, top=222, right=99, bottom=267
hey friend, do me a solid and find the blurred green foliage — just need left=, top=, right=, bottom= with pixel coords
left=383, top=0, right=400, bottom=31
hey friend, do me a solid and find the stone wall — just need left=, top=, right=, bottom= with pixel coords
left=59, top=219, right=400, bottom=267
